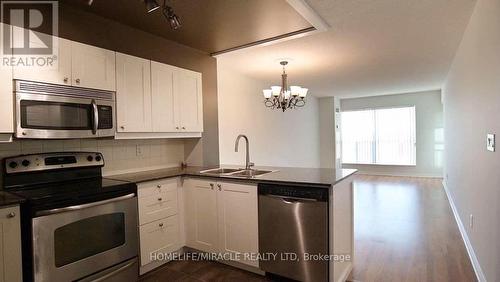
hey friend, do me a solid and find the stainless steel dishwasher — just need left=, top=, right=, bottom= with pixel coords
left=258, top=184, right=329, bottom=282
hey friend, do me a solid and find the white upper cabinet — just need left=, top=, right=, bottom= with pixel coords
left=71, top=41, right=116, bottom=91
left=116, top=53, right=152, bottom=132
left=12, top=36, right=72, bottom=86
left=175, top=69, right=203, bottom=132
left=151, top=61, right=177, bottom=132
left=12, top=29, right=115, bottom=91
left=0, top=24, right=13, bottom=136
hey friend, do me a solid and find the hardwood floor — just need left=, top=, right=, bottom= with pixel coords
left=350, top=175, right=476, bottom=282
left=140, top=175, right=476, bottom=282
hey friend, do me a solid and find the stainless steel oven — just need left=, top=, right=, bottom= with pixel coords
left=14, top=80, right=116, bottom=139
left=32, top=194, right=138, bottom=282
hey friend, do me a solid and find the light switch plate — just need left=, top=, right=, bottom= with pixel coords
left=487, top=134, right=495, bottom=152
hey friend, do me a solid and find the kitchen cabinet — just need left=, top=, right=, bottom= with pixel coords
left=217, top=182, right=259, bottom=267
left=151, top=62, right=203, bottom=133
left=0, top=205, right=22, bottom=282
left=184, top=179, right=258, bottom=267
left=0, top=24, right=13, bottom=141
left=116, top=53, right=152, bottom=132
left=151, top=62, right=177, bottom=132
left=12, top=36, right=72, bottom=86
left=174, top=68, right=203, bottom=132
left=183, top=179, right=219, bottom=253
left=71, top=41, right=116, bottom=91
left=137, top=178, right=182, bottom=272
left=116, top=56, right=203, bottom=138
left=12, top=32, right=115, bottom=91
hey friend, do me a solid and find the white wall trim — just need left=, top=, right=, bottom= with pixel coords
left=352, top=171, right=442, bottom=178
left=286, top=0, right=330, bottom=31
left=442, top=180, right=486, bottom=282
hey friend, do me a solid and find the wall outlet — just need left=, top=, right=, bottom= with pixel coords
left=469, top=214, right=474, bottom=229
left=487, top=133, right=495, bottom=152
left=136, top=145, right=143, bottom=157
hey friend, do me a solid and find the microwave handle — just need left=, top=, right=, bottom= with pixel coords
left=91, top=99, right=98, bottom=135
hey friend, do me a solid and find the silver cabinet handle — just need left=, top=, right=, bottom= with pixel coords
left=217, top=184, right=222, bottom=191
left=75, top=78, right=80, bottom=84
left=176, top=126, right=179, bottom=130
left=158, top=197, right=162, bottom=201
left=159, top=223, right=164, bottom=227
left=120, top=126, right=125, bottom=130
left=63, top=77, right=69, bottom=83
left=182, top=126, right=186, bottom=130
left=210, top=183, right=214, bottom=190
left=7, top=212, right=15, bottom=218
left=157, top=184, right=162, bottom=188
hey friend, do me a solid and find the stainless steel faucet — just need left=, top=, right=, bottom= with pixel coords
left=235, top=134, right=254, bottom=170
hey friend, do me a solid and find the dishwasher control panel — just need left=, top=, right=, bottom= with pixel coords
left=258, top=184, right=328, bottom=201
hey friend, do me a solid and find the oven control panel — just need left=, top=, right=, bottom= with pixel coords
left=4, top=152, right=104, bottom=174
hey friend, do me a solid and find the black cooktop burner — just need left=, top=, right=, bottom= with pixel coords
left=9, top=177, right=136, bottom=214
left=2, top=152, right=137, bottom=215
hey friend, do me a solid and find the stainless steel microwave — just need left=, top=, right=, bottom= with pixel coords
left=14, top=80, right=116, bottom=139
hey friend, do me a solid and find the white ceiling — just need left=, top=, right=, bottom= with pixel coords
left=216, top=0, right=477, bottom=98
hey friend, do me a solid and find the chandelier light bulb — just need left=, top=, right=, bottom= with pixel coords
left=271, top=86, right=281, bottom=96
left=263, top=89, right=272, bottom=99
left=290, top=86, right=301, bottom=97
left=299, top=88, right=308, bottom=98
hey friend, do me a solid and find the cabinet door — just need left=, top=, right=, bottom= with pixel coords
left=184, top=179, right=218, bottom=253
left=116, top=53, right=152, bottom=132
left=0, top=24, right=13, bottom=134
left=139, top=215, right=180, bottom=266
left=217, top=182, right=259, bottom=267
left=0, top=206, right=22, bottom=282
left=12, top=33, right=72, bottom=86
left=151, top=62, right=178, bottom=132
left=174, top=69, right=203, bottom=132
left=71, top=41, right=116, bottom=91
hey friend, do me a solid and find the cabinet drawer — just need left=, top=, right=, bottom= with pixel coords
left=138, top=178, right=178, bottom=198
left=139, top=215, right=180, bottom=266
left=139, top=189, right=178, bottom=225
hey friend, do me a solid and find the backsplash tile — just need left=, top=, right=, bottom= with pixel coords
left=0, top=139, right=185, bottom=175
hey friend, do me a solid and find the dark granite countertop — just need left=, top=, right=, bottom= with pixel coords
left=0, top=191, right=25, bottom=207
left=106, top=166, right=357, bottom=188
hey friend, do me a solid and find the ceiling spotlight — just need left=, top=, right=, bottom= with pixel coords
left=87, top=0, right=94, bottom=5
left=163, top=5, right=181, bottom=30
left=144, top=0, right=160, bottom=13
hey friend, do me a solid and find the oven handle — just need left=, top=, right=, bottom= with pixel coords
left=91, top=99, right=99, bottom=135
left=36, top=193, right=135, bottom=216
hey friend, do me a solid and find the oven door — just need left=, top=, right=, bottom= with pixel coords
left=15, top=92, right=115, bottom=139
left=32, top=194, right=138, bottom=282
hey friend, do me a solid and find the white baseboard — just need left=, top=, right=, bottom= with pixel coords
left=442, top=180, right=486, bottom=282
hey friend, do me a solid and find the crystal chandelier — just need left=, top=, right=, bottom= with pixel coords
left=262, top=61, right=308, bottom=112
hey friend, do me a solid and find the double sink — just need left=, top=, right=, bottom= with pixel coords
left=199, top=168, right=275, bottom=178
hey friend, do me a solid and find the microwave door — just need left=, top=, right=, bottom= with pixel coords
left=16, top=93, right=105, bottom=139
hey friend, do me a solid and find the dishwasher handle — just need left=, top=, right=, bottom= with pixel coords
left=263, top=194, right=319, bottom=203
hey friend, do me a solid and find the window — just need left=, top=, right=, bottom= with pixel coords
left=341, top=106, right=416, bottom=165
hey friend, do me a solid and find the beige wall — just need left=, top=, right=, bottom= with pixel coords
left=0, top=139, right=184, bottom=175
left=443, top=0, right=500, bottom=280
left=58, top=4, right=219, bottom=166
left=216, top=63, right=321, bottom=168
left=341, top=90, right=443, bottom=177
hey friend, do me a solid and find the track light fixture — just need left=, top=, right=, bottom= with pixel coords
left=144, top=0, right=181, bottom=30
left=163, top=5, right=181, bottom=30
left=144, top=0, right=160, bottom=13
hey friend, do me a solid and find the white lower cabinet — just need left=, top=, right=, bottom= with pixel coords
left=137, top=178, right=182, bottom=272
left=0, top=205, right=22, bottom=282
left=184, top=178, right=259, bottom=267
